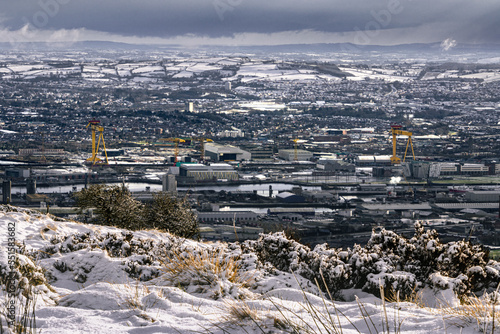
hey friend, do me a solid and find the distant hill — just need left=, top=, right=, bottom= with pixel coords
left=1, top=41, right=500, bottom=55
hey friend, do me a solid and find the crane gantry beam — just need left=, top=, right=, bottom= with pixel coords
left=390, top=125, right=415, bottom=164
left=86, top=120, right=108, bottom=166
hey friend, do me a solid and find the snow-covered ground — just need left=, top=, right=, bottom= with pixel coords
left=0, top=206, right=497, bottom=333
left=1, top=57, right=498, bottom=85
left=339, top=66, right=412, bottom=82
left=421, top=69, right=500, bottom=83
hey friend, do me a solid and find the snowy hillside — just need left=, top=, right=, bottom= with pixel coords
left=1, top=205, right=499, bottom=333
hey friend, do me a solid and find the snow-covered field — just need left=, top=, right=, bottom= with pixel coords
left=1, top=57, right=499, bottom=85
left=421, top=69, right=500, bottom=83
left=0, top=206, right=498, bottom=333
left=339, top=66, right=412, bottom=82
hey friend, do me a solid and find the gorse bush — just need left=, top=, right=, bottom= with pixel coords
left=74, top=185, right=199, bottom=239
left=143, top=192, right=199, bottom=239
left=245, top=222, right=500, bottom=301
left=73, top=185, right=143, bottom=230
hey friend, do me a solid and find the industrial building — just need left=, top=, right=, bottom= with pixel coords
left=196, top=211, right=259, bottom=224
left=267, top=208, right=315, bottom=216
left=439, top=163, right=491, bottom=176
left=179, top=163, right=238, bottom=181
left=434, top=202, right=500, bottom=211
left=200, top=225, right=263, bottom=242
left=359, top=203, right=433, bottom=217
left=204, top=143, right=251, bottom=162
left=402, top=162, right=495, bottom=178
left=19, top=148, right=65, bottom=156
left=5, top=168, right=30, bottom=179
left=464, top=191, right=500, bottom=202
left=316, top=159, right=355, bottom=173
left=31, top=169, right=99, bottom=182
left=278, top=149, right=313, bottom=161
left=402, top=161, right=441, bottom=179
left=276, top=191, right=306, bottom=203
left=247, top=145, right=274, bottom=160
left=356, top=155, right=392, bottom=166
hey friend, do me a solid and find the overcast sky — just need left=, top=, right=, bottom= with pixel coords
left=0, top=0, right=499, bottom=46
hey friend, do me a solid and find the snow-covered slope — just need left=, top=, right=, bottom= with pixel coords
left=0, top=206, right=498, bottom=333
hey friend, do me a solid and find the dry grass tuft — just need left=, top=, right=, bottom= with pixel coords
left=117, top=281, right=158, bottom=312
left=267, top=273, right=410, bottom=334
left=1, top=285, right=38, bottom=334
left=223, top=300, right=261, bottom=324
left=202, top=300, right=268, bottom=334
left=39, top=223, right=58, bottom=241
left=439, top=290, right=500, bottom=333
left=159, top=248, right=253, bottom=288
left=267, top=273, right=351, bottom=334
left=383, top=286, right=424, bottom=308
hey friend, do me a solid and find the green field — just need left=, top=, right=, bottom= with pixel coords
left=490, top=249, right=500, bottom=260
left=432, top=176, right=500, bottom=185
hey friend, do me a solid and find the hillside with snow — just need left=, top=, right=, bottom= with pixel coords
left=1, top=205, right=500, bottom=333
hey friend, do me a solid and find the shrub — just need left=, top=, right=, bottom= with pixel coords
left=74, top=186, right=199, bottom=238
left=246, top=223, right=500, bottom=301
left=74, top=184, right=143, bottom=230
left=143, top=192, right=199, bottom=239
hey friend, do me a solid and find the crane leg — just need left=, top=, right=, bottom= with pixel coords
left=404, top=137, right=410, bottom=162
left=410, top=138, right=415, bottom=160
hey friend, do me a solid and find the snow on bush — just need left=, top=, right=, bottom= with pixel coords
left=245, top=222, right=500, bottom=301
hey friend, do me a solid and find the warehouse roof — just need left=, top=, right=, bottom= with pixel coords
left=434, top=203, right=499, bottom=210
left=360, top=203, right=432, bottom=211
left=205, top=143, right=247, bottom=154
left=268, top=208, right=315, bottom=214
left=180, top=163, right=235, bottom=171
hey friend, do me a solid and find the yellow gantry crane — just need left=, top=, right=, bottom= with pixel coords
left=390, top=125, right=415, bottom=164
left=160, top=137, right=185, bottom=163
left=192, top=137, right=213, bottom=162
left=292, top=138, right=299, bottom=161
left=86, top=120, right=109, bottom=166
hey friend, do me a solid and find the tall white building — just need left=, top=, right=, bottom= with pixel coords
left=162, top=174, right=177, bottom=193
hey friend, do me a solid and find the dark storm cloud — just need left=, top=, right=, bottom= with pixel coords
left=1, top=0, right=499, bottom=44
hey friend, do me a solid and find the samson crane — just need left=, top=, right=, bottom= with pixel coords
left=292, top=138, right=299, bottom=161
left=390, top=124, right=415, bottom=164
left=86, top=120, right=109, bottom=166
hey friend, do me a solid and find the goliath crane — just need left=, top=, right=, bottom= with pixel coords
left=86, top=120, right=108, bottom=166
left=160, top=137, right=185, bottom=163
left=390, top=125, right=415, bottom=164
left=192, top=137, right=213, bottom=162
left=292, top=139, right=299, bottom=161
